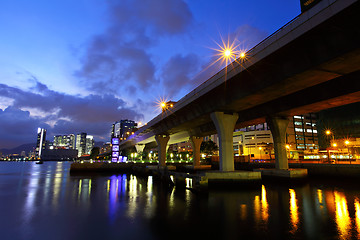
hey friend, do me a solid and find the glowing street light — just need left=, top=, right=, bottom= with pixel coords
left=160, top=102, right=166, bottom=109
left=345, top=140, right=351, bottom=161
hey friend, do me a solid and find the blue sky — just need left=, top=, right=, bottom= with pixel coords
left=0, top=0, right=300, bottom=148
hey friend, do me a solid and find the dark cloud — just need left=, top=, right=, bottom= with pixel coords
left=75, top=0, right=194, bottom=95
left=0, top=107, right=50, bottom=149
left=0, top=82, right=143, bottom=148
left=161, top=53, right=200, bottom=98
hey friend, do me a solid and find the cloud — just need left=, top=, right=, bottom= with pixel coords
left=161, top=53, right=200, bottom=98
left=0, top=82, right=144, bottom=148
left=0, top=107, right=50, bottom=149
left=75, top=0, right=194, bottom=96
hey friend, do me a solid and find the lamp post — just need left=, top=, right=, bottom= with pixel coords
left=325, top=130, right=335, bottom=162
left=286, top=144, right=290, bottom=159
left=345, top=140, right=350, bottom=163
left=259, top=147, right=262, bottom=161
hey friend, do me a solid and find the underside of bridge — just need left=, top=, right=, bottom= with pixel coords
left=120, top=0, right=360, bottom=175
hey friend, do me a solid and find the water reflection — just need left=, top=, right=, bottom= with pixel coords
left=289, top=188, right=299, bottom=233
left=334, top=191, right=351, bottom=239
left=261, top=185, right=269, bottom=222
left=355, top=198, right=360, bottom=238
left=254, top=185, right=269, bottom=224
left=6, top=162, right=360, bottom=239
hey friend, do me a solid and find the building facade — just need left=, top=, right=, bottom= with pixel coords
left=86, top=135, right=94, bottom=155
left=35, top=127, right=47, bottom=159
left=111, top=119, right=138, bottom=141
left=53, top=134, right=75, bottom=149
left=76, top=133, right=87, bottom=157
left=232, top=113, right=319, bottom=160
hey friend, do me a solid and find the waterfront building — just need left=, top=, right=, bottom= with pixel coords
left=54, top=134, right=76, bottom=149
left=232, top=113, right=319, bottom=160
left=20, top=151, right=26, bottom=157
left=86, top=135, right=94, bottom=154
left=76, top=133, right=87, bottom=157
left=176, top=141, right=192, bottom=153
left=35, top=127, right=46, bottom=159
left=111, top=119, right=138, bottom=140
left=100, top=142, right=111, bottom=154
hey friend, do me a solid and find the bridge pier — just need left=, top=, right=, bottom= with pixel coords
left=189, top=136, right=203, bottom=167
left=155, top=135, right=170, bottom=167
left=135, top=144, right=145, bottom=160
left=211, top=112, right=239, bottom=171
left=267, top=116, right=289, bottom=169
left=255, top=116, right=308, bottom=178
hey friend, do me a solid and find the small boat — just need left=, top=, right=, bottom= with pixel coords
left=35, top=161, right=44, bottom=164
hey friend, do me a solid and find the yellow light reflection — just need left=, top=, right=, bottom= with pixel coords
left=254, top=187, right=269, bottom=224
left=88, top=179, right=92, bottom=196
left=261, top=185, right=269, bottom=222
left=334, top=191, right=351, bottom=239
left=254, top=195, right=261, bottom=222
left=317, top=189, right=323, bottom=204
left=78, top=179, right=82, bottom=199
left=240, top=204, right=247, bottom=221
left=289, top=189, right=299, bottom=233
left=355, top=198, right=360, bottom=238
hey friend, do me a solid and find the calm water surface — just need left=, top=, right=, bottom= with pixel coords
left=1, top=162, right=360, bottom=240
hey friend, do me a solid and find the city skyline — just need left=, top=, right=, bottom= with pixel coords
left=0, top=0, right=300, bottom=148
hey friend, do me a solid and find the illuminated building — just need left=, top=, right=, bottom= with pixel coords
left=53, top=134, right=75, bottom=149
left=76, top=133, right=87, bottom=157
left=232, top=113, right=318, bottom=159
left=111, top=119, right=137, bottom=140
left=35, top=127, right=46, bottom=159
left=86, top=135, right=94, bottom=154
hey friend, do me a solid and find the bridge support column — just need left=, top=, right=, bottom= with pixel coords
left=190, top=136, right=203, bottom=166
left=211, top=112, right=239, bottom=171
left=135, top=144, right=145, bottom=160
left=155, top=135, right=170, bottom=167
left=267, top=116, right=289, bottom=170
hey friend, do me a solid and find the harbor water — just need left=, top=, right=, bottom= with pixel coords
left=1, top=161, right=360, bottom=239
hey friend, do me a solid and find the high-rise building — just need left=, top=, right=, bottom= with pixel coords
left=36, top=127, right=47, bottom=159
left=54, top=134, right=76, bottom=149
left=111, top=119, right=137, bottom=140
left=86, top=135, right=94, bottom=154
left=76, top=133, right=87, bottom=157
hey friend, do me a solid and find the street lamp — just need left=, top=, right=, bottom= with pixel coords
left=259, top=147, right=262, bottom=161
left=345, top=140, right=350, bottom=162
left=286, top=144, right=290, bottom=159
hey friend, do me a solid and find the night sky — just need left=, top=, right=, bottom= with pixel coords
left=0, top=0, right=300, bottom=148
